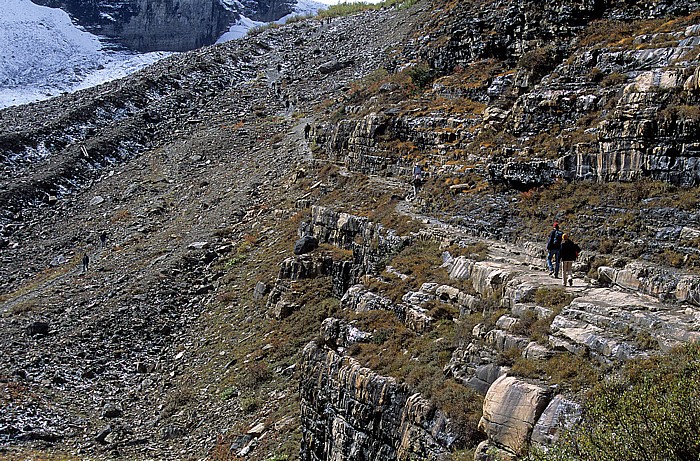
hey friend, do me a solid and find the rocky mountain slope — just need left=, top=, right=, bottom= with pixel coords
left=2, top=0, right=700, bottom=460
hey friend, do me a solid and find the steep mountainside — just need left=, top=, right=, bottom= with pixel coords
left=29, top=0, right=296, bottom=51
left=2, top=0, right=700, bottom=460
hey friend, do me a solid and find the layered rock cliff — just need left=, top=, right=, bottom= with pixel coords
left=300, top=325, right=460, bottom=461
left=312, top=0, right=700, bottom=188
left=30, top=0, right=295, bottom=52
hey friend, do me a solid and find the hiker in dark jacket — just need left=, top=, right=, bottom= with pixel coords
left=546, top=222, right=563, bottom=278
left=560, top=234, right=581, bottom=286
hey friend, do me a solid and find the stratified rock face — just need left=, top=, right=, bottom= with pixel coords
left=311, top=0, right=700, bottom=190
left=299, top=340, right=459, bottom=461
left=478, top=375, right=551, bottom=456
left=31, top=0, right=237, bottom=52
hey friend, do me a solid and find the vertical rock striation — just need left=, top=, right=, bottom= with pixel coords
left=299, top=336, right=460, bottom=461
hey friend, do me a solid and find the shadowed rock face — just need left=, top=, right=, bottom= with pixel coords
left=29, top=0, right=293, bottom=52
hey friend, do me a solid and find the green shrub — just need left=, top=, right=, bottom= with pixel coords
left=407, top=64, right=436, bottom=89
left=264, top=455, right=289, bottom=461
left=510, top=353, right=599, bottom=393
left=241, top=395, right=261, bottom=413
left=632, top=330, right=660, bottom=350
left=530, top=343, right=700, bottom=461
left=496, top=347, right=522, bottom=366
left=220, top=386, right=238, bottom=401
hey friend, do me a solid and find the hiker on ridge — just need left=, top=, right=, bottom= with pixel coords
left=546, top=221, right=563, bottom=278
left=82, top=253, right=90, bottom=273
left=560, top=234, right=581, bottom=287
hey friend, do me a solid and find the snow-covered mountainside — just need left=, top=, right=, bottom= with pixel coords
left=0, top=0, right=326, bottom=109
left=0, top=0, right=169, bottom=109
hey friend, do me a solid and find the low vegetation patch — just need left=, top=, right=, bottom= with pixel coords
left=369, top=239, right=458, bottom=303
left=531, top=343, right=700, bottom=461
left=510, top=353, right=601, bottom=393
left=316, top=0, right=418, bottom=19
left=533, top=287, right=574, bottom=311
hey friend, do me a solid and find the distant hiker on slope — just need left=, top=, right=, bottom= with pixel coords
left=560, top=234, right=581, bottom=286
left=412, top=164, right=423, bottom=197
left=546, top=222, right=563, bottom=278
left=82, top=253, right=90, bottom=273
left=100, top=230, right=107, bottom=248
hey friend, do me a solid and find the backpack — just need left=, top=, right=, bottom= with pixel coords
left=548, top=229, right=563, bottom=249
left=554, top=231, right=563, bottom=246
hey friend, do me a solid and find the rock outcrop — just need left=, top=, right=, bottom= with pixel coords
left=300, top=327, right=460, bottom=461
left=310, top=0, right=700, bottom=193
left=478, top=376, right=551, bottom=457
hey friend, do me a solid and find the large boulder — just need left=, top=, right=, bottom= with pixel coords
left=294, top=235, right=319, bottom=255
left=479, top=375, right=551, bottom=455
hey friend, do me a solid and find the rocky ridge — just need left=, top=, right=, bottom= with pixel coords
left=295, top=205, right=700, bottom=459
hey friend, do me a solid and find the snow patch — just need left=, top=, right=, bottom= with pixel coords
left=0, top=0, right=376, bottom=109
left=0, top=0, right=169, bottom=109
left=216, top=0, right=327, bottom=43
left=216, top=16, right=268, bottom=42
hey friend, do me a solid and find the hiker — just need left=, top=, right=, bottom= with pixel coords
left=546, top=222, right=563, bottom=278
left=82, top=253, right=90, bottom=272
left=304, top=123, right=311, bottom=139
left=99, top=230, right=107, bottom=248
left=560, top=234, right=581, bottom=286
left=412, top=164, right=423, bottom=196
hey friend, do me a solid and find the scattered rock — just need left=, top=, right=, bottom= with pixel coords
left=160, top=425, right=186, bottom=440
left=293, top=235, right=318, bottom=255
left=102, top=403, right=123, bottom=418
left=26, top=321, right=50, bottom=337
left=89, top=196, right=105, bottom=206
left=318, top=59, right=354, bottom=74
left=95, top=425, right=112, bottom=444
left=246, top=422, right=267, bottom=436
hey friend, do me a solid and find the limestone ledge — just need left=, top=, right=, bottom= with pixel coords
left=598, top=262, right=700, bottom=307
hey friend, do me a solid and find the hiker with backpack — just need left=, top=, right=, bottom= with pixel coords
left=546, top=222, right=563, bottom=278
left=412, top=164, right=423, bottom=197
left=560, top=234, right=581, bottom=286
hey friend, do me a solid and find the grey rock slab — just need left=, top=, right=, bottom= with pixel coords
left=479, top=375, right=551, bottom=455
